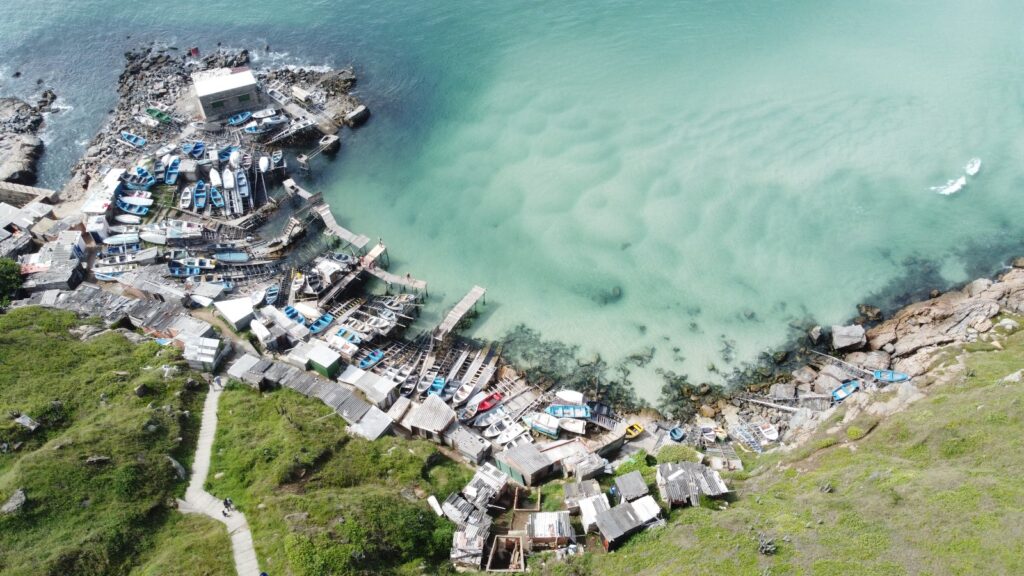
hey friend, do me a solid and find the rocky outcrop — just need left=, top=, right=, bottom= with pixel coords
left=831, top=324, right=866, bottom=351
left=0, top=97, right=45, bottom=184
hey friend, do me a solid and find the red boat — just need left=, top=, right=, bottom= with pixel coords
left=476, top=392, right=503, bottom=413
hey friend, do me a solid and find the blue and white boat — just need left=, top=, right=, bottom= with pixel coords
left=218, top=145, right=236, bottom=164
left=264, top=285, right=280, bottom=306
left=831, top=379, right=861, bottom=404
left=308, top=314, right=335, bottom=335
left=236, top=170, right=250, bottom=198
left=193, top=180, right=207, bottom=210
left=209, top=186, right=225, bottom=209
left=120, top=131, right=146, bottom=148
left=873, top=370, right=910, bottom=383
left=226, top=111, right=252, bottom=126
left=243, top=121, right=272, bottom=135
left=120, top=167, right=156, bottom=190
left=164, top=156, right=180, bottom=185
left=359, top=349, right=385, bottom=370
left=260, top=114, right=288, bottom=127
left=115, top=199, right=149, bottom=216
left=182, top=140, right=206, bottom=159
left=544, top=404, right=592, bottom=419
left=283, top=306, right=306, bottom=326
left=335, top=326, right=362, bottom=344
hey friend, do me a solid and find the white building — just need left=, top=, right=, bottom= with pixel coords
left=192, top=68, right=259, bottom=120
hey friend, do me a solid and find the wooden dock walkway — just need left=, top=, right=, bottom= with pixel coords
left=435, top=285, right=486, bottom=340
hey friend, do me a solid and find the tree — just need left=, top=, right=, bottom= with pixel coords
left=0, top=258, right=22, bottom=307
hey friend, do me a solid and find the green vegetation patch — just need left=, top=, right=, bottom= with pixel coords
left=208, top=383, right=473, bottom=576
left=0, top=307, right=207, bottom=575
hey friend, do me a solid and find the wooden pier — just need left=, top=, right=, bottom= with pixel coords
left=435, top=285, right=486, bottom=341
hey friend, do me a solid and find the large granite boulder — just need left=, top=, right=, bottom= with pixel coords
left=831, top=324, right=866, bottom=351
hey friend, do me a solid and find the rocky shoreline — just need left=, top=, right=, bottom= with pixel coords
left=0, top=89, right=57, bottom=184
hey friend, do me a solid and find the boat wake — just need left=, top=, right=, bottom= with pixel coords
left=931, top=157, right=981, bottom=196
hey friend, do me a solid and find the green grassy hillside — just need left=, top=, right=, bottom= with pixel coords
left=207, top=381, right=473, bottom=576
left=0, top=307, right=228, bottom=575
left=538, top=321, right=1024, bottom=576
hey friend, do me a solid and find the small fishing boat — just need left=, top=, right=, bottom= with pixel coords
left=120, top=167, right=156, bottom=190
left=271, top=150, right=283, bottom=166
left=181, top=140, right=206, bottom=159
left=243, top=121, right=272, bottom=134
left=100, top=243, right=140, bottom=257
left=283, top=306, right=306, bottom=326
left=484, top=416, right=514, bottom=439
left=477, top=392, right=503, bottom=414
left=260, top=114, right=288, bottom=127
left=168, top=264, right=201, bottom=278
left=258, top=156, right=270, bottom=173
left=545, top=404, right=591, bottom=419
left=208, top=167, right=222, bottom=188
left=135, top=115, right=159, bottom=128
left=416, top=368, right=439, bottom=395
left=114, top=214, right=142, bottom=225
left=624, top=422, right=644, bottom=439
left=226, top=111, right=253, bottom=126
left=221, top=168, right=235, bottom=190
left=831, top=379, right=861, bottom=403
left=179, top=183, right=192, bottom=208
left=218, top=145, right=235, bottom=164
left=558, top=418, right=587, bottom=435
left=458, top=391, right=490, bottom=422
left=873, top=369, right=910, bottom=383
left=175, top=257, right=216, bottom=270
left=451, top=380, right=478, bottom=407
left=164, top=156, right=180, bottom=185
left=118, top=194, right=153, bottom=207
left=309, top=314, right=335, bottom=335
left=264, top=285, right=280, bottom=306
left=428, top=377, right=446, bottom=396
left=210, top=186, right=225, bottom=209
left=335, top=326, right=362, bottom=344
left=92, top=263, right=138, bottom=275
left=474, top=405, right=508, bottom=428
left=497, top=423, right=527, bottom=446
left=749, top=416, right=779, bottom=443
left=669, top=427, right=686, bottom=442
left=965, top=157, right=982, bottom=176
left=236, top=170, right=250, bottom=198
left=115, top=199, right=149, bottom=216
left=121, top=131, right=146, bottom=148
left=213, top=250, right=249, bottom=264
left=193, top=180, right=208, bottom=210
left=145, top=107, right=172, bottom=124
left=252, top=107, right=278, bottom=119
left=103, top=232, right=141, bottom=246
left=524, top=411, right=560, bottom=438
left=359, top=349, right=385, bottom=370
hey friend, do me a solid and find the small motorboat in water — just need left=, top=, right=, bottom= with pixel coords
left=965, top=157, right=981, bottom=176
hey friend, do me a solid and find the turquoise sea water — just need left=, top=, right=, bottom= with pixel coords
left=3, top=1, right=1024, bottom=401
